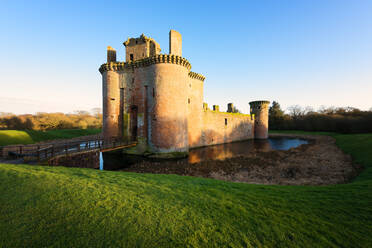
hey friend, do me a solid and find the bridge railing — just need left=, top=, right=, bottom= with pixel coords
left=0, top=138, right=136, bottom=162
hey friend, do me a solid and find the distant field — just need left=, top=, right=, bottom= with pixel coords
left=0, top=132, right=371, bottom=247
left=0, top=129, right=102, bottom=146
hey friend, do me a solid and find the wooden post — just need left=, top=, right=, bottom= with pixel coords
left=19, top=146, right=22, bottom=155
left=52, top=145, right=55, bottom=157
left=65, top=144, right=68, bottom=156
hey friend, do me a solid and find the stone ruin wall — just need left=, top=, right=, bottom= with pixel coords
left=147, top=63, right=189, bottom=153
left=186, top=73, right=255, bottom=148
left=169, top=30, right=182, bottom=56
left=187, top=74, right=204, bottom=148
left=124, top=35, right=161, bottom=62
left=100, top=30, right=267, bottom=154
left=48, top=150, right=100, bottom=169
left=198, top=108, right=254, bottom=147
left=102, top=58, right=257, bottom=152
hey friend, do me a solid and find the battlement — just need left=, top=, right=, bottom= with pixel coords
left=99, top=54, right=192, bottom=73
left=188, top=71, right=205, bottom=81
left=202, top=102, right=251, bottom=117
left=249, top=100, right=270, bottom=107
left=100, top=30, right=268, bottom=153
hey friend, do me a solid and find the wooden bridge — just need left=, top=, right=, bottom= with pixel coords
left=0, top=138, right=137, bottom=162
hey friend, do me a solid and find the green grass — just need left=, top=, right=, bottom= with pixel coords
left=0, top=129, right=101, bottom=146
left=0, top=132, right=372, bottom=247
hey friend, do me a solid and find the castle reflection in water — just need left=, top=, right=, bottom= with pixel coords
left=100, top=137, right=308, bottom=170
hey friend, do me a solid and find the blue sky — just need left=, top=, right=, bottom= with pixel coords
left=1, top=0, right=371, bottom=114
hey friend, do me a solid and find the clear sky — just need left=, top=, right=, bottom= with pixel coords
left=1, top=0, right=371, bottom=114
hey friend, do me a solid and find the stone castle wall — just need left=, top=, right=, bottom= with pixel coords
left=187, top=75, right=204, bottom=148
left=100, top=30, right=268, bottom=154
left=48, top=150, right=100, bottom=169
left=198, top=110, right=254, bottom=147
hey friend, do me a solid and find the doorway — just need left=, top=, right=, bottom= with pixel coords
left=130, top=105, right=138, bottom=141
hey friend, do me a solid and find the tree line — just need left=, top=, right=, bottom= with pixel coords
left=269, top=102, right=372, bottom=133
left=0, top=109, right=102, bottom=131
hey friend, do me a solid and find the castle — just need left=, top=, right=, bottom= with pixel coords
left=99, top=30, right=269, bottom=154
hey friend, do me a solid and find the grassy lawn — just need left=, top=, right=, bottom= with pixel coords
left=0, top=132, right=371, bottom=247
left=0, top=129, right=102, bottom=146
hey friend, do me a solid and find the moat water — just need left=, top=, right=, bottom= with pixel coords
left=99, top=137, right=309, bottom=171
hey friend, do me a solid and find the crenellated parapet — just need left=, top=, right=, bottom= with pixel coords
left=188, top=71, right=206, bottom=82
left=249, top=100, right=270, bottom=107
left=99, top=54, right=192, bottom=74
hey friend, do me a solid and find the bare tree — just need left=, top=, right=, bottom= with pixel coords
left=318, top=106, right=336, bottom=115
left=303, top=106, right=314, bottom=115
left=287, top=105, right=304, bottom=119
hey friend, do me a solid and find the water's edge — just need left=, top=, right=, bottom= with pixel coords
left=100, top=137, right=309, bottom=171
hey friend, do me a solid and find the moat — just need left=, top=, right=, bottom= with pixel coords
left=99, top=137, right=309, bottom=170
left=98, top=134, right=360, bottom=185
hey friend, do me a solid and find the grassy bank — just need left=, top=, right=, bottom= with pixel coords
left=0, top=129, right=101, bottom=146
left=0, top=132, right=371, bottom=247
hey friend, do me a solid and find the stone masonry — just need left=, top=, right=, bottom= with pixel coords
left=99, top=30, right=269, bottom=154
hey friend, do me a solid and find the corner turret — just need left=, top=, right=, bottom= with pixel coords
left=249, top=100, right=270, bottom=139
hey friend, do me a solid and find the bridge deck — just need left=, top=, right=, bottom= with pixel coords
left=100, top=143, right=137, bottom=152
left=0, top=138, right=137, bottom=162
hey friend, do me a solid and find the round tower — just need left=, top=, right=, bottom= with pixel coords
left=102, top=70, right=120, bottom=141
left=102, top=47, right=120, bottom=141
left=149, top=61, right=190, bottom=153
left=249, top=100, right=270, bottom=139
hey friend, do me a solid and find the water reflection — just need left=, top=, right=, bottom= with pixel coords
left=100, top=137, right=308, bottom=170
left=188, top=138, right=308, bottom=163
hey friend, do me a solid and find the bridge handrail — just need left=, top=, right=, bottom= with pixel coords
left=1, top=137, right=135, bottom=162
